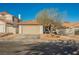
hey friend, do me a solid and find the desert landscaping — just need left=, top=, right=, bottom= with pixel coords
left=0, top=34, right=79, bottom=55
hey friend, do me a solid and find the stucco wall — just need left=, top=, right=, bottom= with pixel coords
left=57, top=28, right=75, bottom=35
left=6, top=26, right=16, bottom=34
left=0, top=14, right=13, bottom=22
left=4, top=14, right=13, bottom=22
left=19, top=25, right=43, bottom=34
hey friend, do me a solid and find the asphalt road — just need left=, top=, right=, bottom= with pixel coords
left=0, top=40, right=79, bottom=55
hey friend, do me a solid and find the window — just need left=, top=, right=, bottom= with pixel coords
left=12, top=16, right=15, bottom=22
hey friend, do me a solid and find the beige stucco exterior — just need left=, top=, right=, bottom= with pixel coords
left=6, top=26, right=16, bottom=34
left=0, top=14, right=13, bottom=22
left=0, top=20, right=16, bottom=34
left=4, top=14, right=13, bottom=22
left=0, top=12, right=20, bottom=34
left=19, top=25, right=43, bottom=34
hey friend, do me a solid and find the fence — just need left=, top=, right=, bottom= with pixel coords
left=56, top=28, right=75, bottom=35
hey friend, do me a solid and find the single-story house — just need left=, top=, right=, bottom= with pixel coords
left=18, top=20, right=43, bottom=34
left=0, top=11, right=20, bottom=34
left=57, top=22, right=79, bottom=35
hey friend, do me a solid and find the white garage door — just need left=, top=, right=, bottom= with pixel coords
left=7, top=27, right=16, bottom=34
left=19, top=25, right=43, bottom=34
left=0, top=25, right=5, bottom=33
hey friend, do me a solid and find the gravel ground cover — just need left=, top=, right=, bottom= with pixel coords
left=0, top=34, right=79, bottom=55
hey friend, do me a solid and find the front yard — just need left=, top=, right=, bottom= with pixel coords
left=0, top=34, right=79, bottom=55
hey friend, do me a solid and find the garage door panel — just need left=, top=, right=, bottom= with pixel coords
left=22, top=25, right=40, bottom=34
left=7, top=27, right=16, bottom=34
left=19, top=25, right=43, bottom=34
left=0, top=25, right=5, bottom=33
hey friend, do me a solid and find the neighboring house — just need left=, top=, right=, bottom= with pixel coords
left=58, top=22, right=79, bottom=35
left=18, top=20, right=43, bottom=34
left=18, top=20, right=79, bottom=35
left=0, top=11, right=20, bottom=34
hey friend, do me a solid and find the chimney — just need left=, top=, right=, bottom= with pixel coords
left=18, top=14, right=21, bottom=19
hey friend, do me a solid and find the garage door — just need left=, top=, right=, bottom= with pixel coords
left=19, top=25, right=43, bottom=34
left=23, top=25, right=40, bottom=34
left=0, top=24, right=5, bottom=33
left=7, top=27, right=16, bottom=34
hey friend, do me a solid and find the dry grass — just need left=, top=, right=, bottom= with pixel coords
left=0, top=34, right=19, bottom=40
left=40, top=34, right=79, bottom=41
left=0, top=33, right=79, bottom=42
left=0, top=34, right=79, bottom=55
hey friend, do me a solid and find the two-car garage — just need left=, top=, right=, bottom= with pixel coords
left=18, top=21, right=43, bottom=34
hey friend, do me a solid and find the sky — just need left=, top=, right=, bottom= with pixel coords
left=0, top=3, right=79, bottom=22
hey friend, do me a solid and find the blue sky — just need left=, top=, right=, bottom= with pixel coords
left=0, top=3, right=79, bottom=22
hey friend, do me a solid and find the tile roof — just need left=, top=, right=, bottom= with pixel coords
left=18, top=20, right=41, bottom=25
left=73, top=23, right=79, bottom=27
left=63, top=22, right=79, bottom=28
left=0, top=19, right=13, bottom=24
left=0, top=11, right=8, bottom=15
left=0, top=11, right=20, bottom=20
left=0, top=11, right=20, bottom=24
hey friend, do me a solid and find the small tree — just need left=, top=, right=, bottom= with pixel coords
left=36, top=8, right=65, bottom=34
